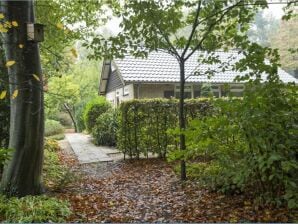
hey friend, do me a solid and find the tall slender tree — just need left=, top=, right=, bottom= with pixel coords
left=87, top=0, right=267, bottom=180
left=1, top=0, right=44, bottom=196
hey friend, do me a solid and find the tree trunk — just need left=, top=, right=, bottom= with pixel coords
left=0, top=40, right=10, bottom=149
left=1, top=0, right=45, bottom=197
left=179, top=60, right=187, bottom=180
left=63, top=103, right=77, bottom=132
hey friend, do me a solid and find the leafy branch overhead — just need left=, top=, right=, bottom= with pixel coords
left=87, top=0, right=266, bottom=61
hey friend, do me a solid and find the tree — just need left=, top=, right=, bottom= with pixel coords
left=247, top=11, right=279, bottom=47
left=86, top=0, right=267, bottom=180
left=270, top=9, right=298, bottom=77
left=0, top=0, right=106, bottom=196
left=0, top=0, right=44, bottom=196
left=0, top=38, right=9, bottom=148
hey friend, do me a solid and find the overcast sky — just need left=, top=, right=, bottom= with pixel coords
left=103, top=4, right=286, bottom=35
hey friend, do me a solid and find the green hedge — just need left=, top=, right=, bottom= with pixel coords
left=117, top=98, right=213, bottom=159
left=92, top=109, right=118, bottom=146
left=83, top=97, right=111, bottom=132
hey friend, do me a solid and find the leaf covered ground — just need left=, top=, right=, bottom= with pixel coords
left=54, top=148, right=296, bottom=223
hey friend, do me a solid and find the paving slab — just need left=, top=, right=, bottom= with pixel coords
left=65, top=133, right=121, bottom=164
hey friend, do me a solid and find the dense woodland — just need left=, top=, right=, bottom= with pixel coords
left=0, top=0, right=297, bottom=222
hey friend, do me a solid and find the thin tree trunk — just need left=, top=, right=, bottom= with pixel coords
left=179, top=60, right=187, bottom=180
left=63, top=103, right=77, bottom=132
left=1, top=0, right=44, bottom=197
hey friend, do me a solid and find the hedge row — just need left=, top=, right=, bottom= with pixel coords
left=117, top=98, right=213, bottom=159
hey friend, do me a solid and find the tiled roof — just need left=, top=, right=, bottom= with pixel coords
left=113, top=50, right=297, bottom=84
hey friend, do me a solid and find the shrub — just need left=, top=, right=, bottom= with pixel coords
left=92, top=109, right=118, bottom=146
left=83, top=97, right=111, bottom=132
left=118, top=98, right=212, bottom=159
left=45, top=119, right=64, bottom=137
left=0, top=195, right=71, bottom=223
left=173, top=79, right=298, bottom=208
left=201, top=83, right=213, bottom=97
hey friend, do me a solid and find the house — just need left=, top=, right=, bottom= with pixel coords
left=99, top=50, right=297, bottom=106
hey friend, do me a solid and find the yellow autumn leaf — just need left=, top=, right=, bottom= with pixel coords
left=11, top=21, right=18, bottom=27
left=0, top=90, right=7, bottom=100
left=19, top=44, right=24, bottom=49
left=0, top=24, right=8, bottom=33
left=32, top=74, right=40, bottom=81
left=0, top=13, right=4, bottom=19
left=56, top=22, right=64, bottom=30
left=6, top=60, right=16, bottom=67
left=71, top=48, right=78, bottom=58
left=12, top=89, right=18, bottom=99
left=4, top=21, right=11, bottom=28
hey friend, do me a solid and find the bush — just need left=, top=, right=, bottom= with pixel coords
left=0, top=195, right=71, bottom=223
left=45, top=119, right=64, bottom=137
left=83, top=97, right=111, bottom=132
left=118, top=98, right=212, bottom=159
left=173, top=79, right=298, bottom=208
left=92, top=109, right=118, bottom=146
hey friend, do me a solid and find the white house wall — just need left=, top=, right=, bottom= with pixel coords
left=106, top=84, right=134, bottom=107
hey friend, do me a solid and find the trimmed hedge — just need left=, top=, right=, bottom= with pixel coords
left=117, top=98, right=213, bottom=159
left=83, top=97, right=111, bottom=132
left=92, top=109, right=118, bottom=146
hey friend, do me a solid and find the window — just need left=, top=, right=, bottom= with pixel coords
left=164, top=90, right=174, bottom=99
left=175, top=85, right=192, bottom=99
left=123, top=86, right=129, bottom=96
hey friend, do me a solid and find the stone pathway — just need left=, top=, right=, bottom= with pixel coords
left=65, top=133, right=122, bottom=164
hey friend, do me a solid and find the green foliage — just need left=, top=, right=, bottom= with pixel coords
left=83, top=97, right=111, bottom=132
left=92, top=109, right=118, bottom=146
left=75, top=100, right=88, bottom=132
left=174, top=78, right=298, bottom=208
left=45, top=119, right=64, bottom=137
left=118, top=99, right=212, bottom=159
left=45, top=75, right=80, bottom=120
left=200, top=83, right=214, bottom=97
left=43, top=139, right=76, bottom=190
left=0, top=195, right=71, bottom=223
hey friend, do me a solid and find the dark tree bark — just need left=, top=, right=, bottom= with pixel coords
left=0, top=0, right=44, bottom=197
left=0, top=41, right=10, bottom=149
left=179, top=60, right=187, bottom=180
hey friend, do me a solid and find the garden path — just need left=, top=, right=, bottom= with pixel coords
left=64, top=133, right=122, bottom=164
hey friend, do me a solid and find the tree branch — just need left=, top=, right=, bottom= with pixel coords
left=185, top=0, right=244, bottom=61
left=182, top=0, right=202, bottom=58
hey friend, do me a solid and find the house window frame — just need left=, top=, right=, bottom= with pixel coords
left=175, top=84, right=193, bottom=98
left=123, top=86, right=129, bottom=96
